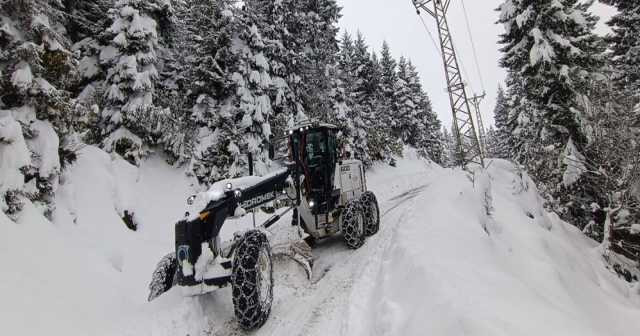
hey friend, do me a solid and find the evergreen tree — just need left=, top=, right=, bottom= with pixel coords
left=0, top=0, right=88, bottom=218
left=405, top=60, right=442, bottom=163
left=155, top=0, right=192, bottom=164
left=492, top=85, right=510, bottom=159
left=229, top=1, right=274, bottom=178
left=485, top=126, right=500, bottom=158
left=497, top=0, right=606, bottom=198
left=298, top=0, right=342, bottom=120
left=394, top=56, right=418, bottom=144
left=100, top=0, right=174, bottom=164
left=601, top=0, right=640, bottom=102
left=186, top=0, right=239, bottom=184
left=252, top=0, right=307, bottom=128
left=368, top=41, right=401, bottom=164
left=441, top=125, right=459, bottom=168
left=346, top=31, right=375, bottom=164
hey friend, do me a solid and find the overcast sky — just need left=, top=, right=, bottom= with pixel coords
left=335, top=0, right=618, bottom=130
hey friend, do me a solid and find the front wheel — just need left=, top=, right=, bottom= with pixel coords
left=361, top=191, right=380, bottom=236
left=341, top=199, right=366, bottom=249
left=232, top=229, right=274, bottom=330
left=148, top=252, right=177, bottom=301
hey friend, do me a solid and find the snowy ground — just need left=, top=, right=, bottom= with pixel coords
left=2, top=148, right=639, bottom=336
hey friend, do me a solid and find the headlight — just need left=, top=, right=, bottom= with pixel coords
left=187, top=195, right=197, bottom=205
left=234, top=188, right=242, bottom=197
left=307, top=196, right=315, bottom=208
left=226, top=182, right=233, bottom=190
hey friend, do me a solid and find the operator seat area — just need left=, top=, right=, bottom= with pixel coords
left=302, top=129, right=337, bottom=212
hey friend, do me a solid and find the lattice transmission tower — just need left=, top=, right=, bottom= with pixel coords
left=469, top=93, right=487, bottom=155
left=412, top=0, right=484, bottom=169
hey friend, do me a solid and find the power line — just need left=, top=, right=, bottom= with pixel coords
left=461, top=0, right=486, bottom=92
left=418, top=9, right=474, bottom=94
left=418, top=14, right=442, bottom=57
left=451, top=38, right=476, bottom=94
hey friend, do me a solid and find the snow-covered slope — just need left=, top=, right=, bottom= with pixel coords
left=0, top=146, right=198, bottom=336
left=2, top=149, right=639, bottom=336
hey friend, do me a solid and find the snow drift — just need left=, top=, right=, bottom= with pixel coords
left=345, top=159, right=640, bottom=336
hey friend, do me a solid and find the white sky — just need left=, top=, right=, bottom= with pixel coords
left=335, top=0, right=618, bottom=130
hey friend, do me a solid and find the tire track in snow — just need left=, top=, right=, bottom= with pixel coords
left=340, top=186, right=425, bottom=336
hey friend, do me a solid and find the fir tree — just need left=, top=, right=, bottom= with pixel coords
left=334, top=31, right=372, bottom=164
left=186, top=0, right=239, bottom=183
left=405, top=60, right=442, bottom=163
left=601, top=0, right=640, bottom=102
left=492, top=85, right=510, bottom=159
left=369, top=41, right=401, bottom=164
left=441, top=125, right=459, bottom=168
left=298, top=0, right=342, bottom=120
left=394, top=56, right=418, bottom=144
left=0, top=0, right=88, bottom=218
left=497, top=0, right=606, bottom=196
left=484, top=126, right=500, bottom=159
left=99, top=0, right=174, bottom=164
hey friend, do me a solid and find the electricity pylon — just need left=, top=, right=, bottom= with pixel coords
left=413, top=0, right=484, bottom=169
left=469, top=93, right=487, bottom=155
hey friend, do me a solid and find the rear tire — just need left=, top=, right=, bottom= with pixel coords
left=361, top=191, right=380, bottom=236
left=148, top=252, right=177, bottom=302
left=232, top=230, right=274, bottom=330
left=341, top=199, right=366, bottom=249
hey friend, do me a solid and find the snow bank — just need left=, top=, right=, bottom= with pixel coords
left=0, top=145, right=197, bottom=336
left=345, top=159, right=640, bottom=336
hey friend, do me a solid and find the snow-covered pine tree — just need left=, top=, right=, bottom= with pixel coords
left=394, top=56, right=419, bottom=144
left=297, top=0, right=342, bottom=120
left=484, top=126, right=500, bottom=159
left=184, top=0, right=238, bottom=184
left=334, top=31, right=371, bottom=164
left=441, top=125, right=459, bottom=168
left=224, top=1, right=274, bottom=179
left=155, top=0, right=193, bottom=165
left=65, top=0, right=113, bottom=89
left=492, top=85, right=510, bottom=159
left=575, top=71, right=640, bottom=265
left=601, top=0, right=640, bottom=102
left=346, top=31, right=375, bottom=164
left=0, top=0, right=88, bottom=218
left=251, top=0, right=306, bottom=129
left=406, top=59, right=442, bottom=163
left=497, top=0, right=606, bottom=205
left=368, top=41, right=402, bottom=164
left=99, top=0, right=173, bottom=164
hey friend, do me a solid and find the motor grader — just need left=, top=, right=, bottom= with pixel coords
left=148, top=118, right=380, bottom=330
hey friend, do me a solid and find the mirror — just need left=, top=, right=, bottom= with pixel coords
left=268, top=143, right=275, bottom=160
left=268, top=134, right=276, bottom=160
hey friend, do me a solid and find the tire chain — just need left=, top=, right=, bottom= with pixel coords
left=361, top=191, right=380, bottom=236
left=341, top=199, right=365, bottom=249
left=148, top=252, right=177, bottom=302
left=231, top=229, right=274, bottom=330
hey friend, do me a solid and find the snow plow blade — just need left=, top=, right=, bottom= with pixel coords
left=272, top=240, right=314, bottom=280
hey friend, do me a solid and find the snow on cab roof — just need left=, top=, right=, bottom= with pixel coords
left=285, top=118, right=337, bottom=133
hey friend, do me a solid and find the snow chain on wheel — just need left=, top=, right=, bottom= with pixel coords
left=148, top=252, right=177, bottom=302
left=232, top=229, right=274, bottom=330
left=341, top=199, right=366, bottom=249
left=361, top=191, right=380, bottom=236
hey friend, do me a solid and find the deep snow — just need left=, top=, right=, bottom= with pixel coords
left=1, top=148, right=639, bottom=336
